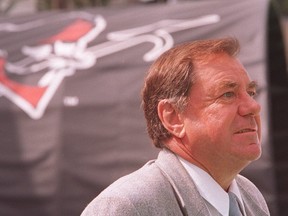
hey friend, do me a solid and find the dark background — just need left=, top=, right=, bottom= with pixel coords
left=0, top=0, right=287, bottom=216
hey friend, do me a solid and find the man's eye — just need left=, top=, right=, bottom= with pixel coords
left=248, top=91, right=257, bottom=98
left=222, top=92, right=235, bottom=98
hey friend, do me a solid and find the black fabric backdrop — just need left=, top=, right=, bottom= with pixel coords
left=0, top=0, right=278, bottom=215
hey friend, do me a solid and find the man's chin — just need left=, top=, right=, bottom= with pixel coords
left=243, top=143, right=262, bottom=161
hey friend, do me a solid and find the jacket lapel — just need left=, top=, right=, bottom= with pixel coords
left=155, top=149, right=269, bottom=216
left=236, top=176, right=270, bottom=216
left=155, top=148, right=210, bottom=216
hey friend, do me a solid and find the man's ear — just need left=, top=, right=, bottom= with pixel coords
left=158, top=100, right=185, bottom=138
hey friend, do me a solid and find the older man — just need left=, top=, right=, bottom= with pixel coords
left=81, top=38, right=270, bottom=216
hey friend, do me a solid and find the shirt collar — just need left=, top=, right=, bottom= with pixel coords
left=178, top=156, right=245, bottom=216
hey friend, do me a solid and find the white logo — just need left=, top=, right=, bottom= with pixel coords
left=0, top=12, right=220, bottom=119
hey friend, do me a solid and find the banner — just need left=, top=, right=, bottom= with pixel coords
left=0, top=0, right=277, bottom=215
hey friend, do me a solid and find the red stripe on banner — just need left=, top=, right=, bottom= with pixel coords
left=43, top=19, right=93, bottom=43
left=0, top=58, right=47, bottom=108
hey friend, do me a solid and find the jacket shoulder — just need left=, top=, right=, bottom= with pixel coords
left=81, top=160, right=182, bottom=215
left=236, top=174, right=270, bottom=215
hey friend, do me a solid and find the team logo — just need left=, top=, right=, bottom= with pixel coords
left=0, top=11, right=220, bottom=119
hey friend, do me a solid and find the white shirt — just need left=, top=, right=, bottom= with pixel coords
left=178, top=156, right=246, bottom=216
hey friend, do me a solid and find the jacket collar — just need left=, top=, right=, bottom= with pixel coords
left=236, top=175, right=270, bottom=216
left=155, top=148, right=210, bottom=216
left=155, top=148, right=269, bottom=216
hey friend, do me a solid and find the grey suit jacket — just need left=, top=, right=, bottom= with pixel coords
left=81, top=148, right=270, bottom=216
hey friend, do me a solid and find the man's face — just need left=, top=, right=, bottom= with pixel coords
left=180, top=53, right=261, bottom=165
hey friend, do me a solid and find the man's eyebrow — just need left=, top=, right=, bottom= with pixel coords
left=218, top=81, right=238, bottom=89
left=248, top=80, right=258, bottom=89
left=218, top=80, right=258, bottom=89
left=211, top=80, right=258, bottom=93
left=208, top=81, right=237, bottom=94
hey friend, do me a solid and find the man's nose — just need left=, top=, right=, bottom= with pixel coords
left=238, top=93, right=261, bottom=117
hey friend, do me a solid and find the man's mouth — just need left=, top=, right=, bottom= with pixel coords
left=235, top=128, right=256, bottom=134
